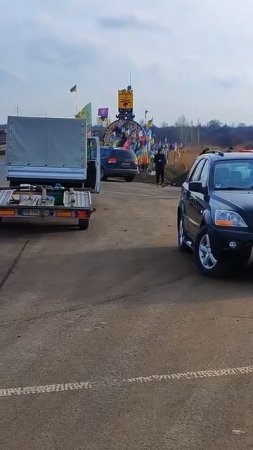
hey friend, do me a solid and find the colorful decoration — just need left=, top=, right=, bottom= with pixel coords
left=102, top=85, right=155, bottom=171
left=98, top=108, right=109, bottom=119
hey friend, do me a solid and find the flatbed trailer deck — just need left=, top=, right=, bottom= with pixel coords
left=0, top=185, right=94, bottom=230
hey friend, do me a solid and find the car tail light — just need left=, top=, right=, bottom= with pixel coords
left=108, top=158, right=117, bottom=164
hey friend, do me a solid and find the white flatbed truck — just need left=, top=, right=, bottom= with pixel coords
left=0, top=116, right=100, bottom=230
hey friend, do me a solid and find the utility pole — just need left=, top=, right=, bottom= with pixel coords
left=16, top=105, right=19, bottom=116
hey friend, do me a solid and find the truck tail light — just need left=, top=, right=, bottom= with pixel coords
left=108, top=158, right=117, bottom=164
left=55, top=210, right=72, bottom=218
left=76, top=210, right=89, bottom=218
left=0, top=209, right=15, bottom=216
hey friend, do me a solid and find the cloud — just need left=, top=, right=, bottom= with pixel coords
left=2, top=0, right=253, bottom=124
left=26, top=37, right=100, bottom=67
left=213, top=75, right=242, bottom=90
left=0, top=69, right=21, bottom=85
left=99, top=14, right=166, bottom=32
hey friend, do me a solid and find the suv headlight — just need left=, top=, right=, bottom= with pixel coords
left=215, top=210, right=247, bottom=228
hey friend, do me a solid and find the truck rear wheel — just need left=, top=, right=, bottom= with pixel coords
left=79, top=219, right=89, bottom=230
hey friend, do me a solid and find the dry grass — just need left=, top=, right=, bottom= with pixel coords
left=168, top=144, right=247, bottom=172
left=168, top=147, right=200, bottom=172
left=166, top=145, right=247, bottom=185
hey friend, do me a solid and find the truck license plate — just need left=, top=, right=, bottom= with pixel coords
left=21, top=209, right=41, bottom=216
left=20, top=209, right=49, bottom=217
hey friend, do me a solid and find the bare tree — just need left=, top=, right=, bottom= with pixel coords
left=175, top=115, right=189, bottom=128
left=175, top=115, right=189, bottom=144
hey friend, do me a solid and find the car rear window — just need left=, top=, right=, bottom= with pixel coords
left=101, top=147, right=113, bottom=158
left=111, top=149, right=136, bottom=161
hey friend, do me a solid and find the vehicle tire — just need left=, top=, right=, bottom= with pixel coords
left=194, top=226, right=225, bottom=277
left=100, top=167, right=107, bottom=181
left=177, top=215, right=192, bottom=253
left=79, top=219, right=89, bottom=230
left=125, top=176, right=134, bottom=182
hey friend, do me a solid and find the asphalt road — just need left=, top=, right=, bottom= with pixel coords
left=0, top=180, right=253, bottom=450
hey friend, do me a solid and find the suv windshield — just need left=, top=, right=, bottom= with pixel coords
left=213, top=160, right=253, bottom=190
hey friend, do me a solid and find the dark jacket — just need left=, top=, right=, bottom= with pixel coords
left=154, top=153, right=166, bottom=170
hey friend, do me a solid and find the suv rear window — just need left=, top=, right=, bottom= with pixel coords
left=101, top=147, right=113, bottom=158
left=111, top=149, right=136, bottom=161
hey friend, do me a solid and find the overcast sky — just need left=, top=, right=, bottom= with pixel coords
left=1, top=0, right=253, bottom=125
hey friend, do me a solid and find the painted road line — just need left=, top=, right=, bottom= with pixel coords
left=1, top=365, right=253, bottom=399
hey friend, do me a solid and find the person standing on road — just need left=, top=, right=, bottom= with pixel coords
left=154, top=148, right=166, bottom=186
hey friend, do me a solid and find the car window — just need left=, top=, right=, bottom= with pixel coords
left=187, top=160, right=198, bottom=181
left=112, top=149, right=136, bottom=161
left=213, top=160, right=253, bottom=189
left=87, top=138, right=98, bottom=160
left=199, top=160, right=209, bottom=186
left=234, top=164, right=251, bottom=179
left=101, top=147, right=113, bottom=158
left=189, top=159, right=206, bottom=182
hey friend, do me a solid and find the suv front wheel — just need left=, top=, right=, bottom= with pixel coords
left=194, top=227, right=224, bottom=277
left=177, top=216, right=192, bottom=253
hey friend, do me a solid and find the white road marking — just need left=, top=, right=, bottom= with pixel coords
left=1, top=364, right=253, bottom=399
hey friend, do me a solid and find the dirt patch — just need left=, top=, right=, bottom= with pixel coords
left=135, top=166, right=188, bottom=187
left=134, top=172, right=156, bottom=184
left=169, top=171, right=189, bottom=187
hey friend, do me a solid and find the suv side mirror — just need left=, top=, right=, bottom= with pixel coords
left=189, top=181, right=208, bottom=195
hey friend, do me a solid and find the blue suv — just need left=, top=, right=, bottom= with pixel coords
left=100, top=147, right=138, bottom=182
left=177, top=150, right=253, bottom=276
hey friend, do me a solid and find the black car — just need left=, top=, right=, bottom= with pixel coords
left=100, top=147, right=138, bottom=182
left=177, top=151, right=253, bottom=276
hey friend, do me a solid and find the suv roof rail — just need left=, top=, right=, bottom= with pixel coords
left=200, top=148, right=224, bottom=157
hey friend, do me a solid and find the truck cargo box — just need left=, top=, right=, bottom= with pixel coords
left=6, top=116, right=87, bottom=183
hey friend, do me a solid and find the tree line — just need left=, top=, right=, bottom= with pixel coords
left=153, top=116, right=253, bottom=148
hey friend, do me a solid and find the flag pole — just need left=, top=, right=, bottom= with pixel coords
left=144, top=110, right=148, bottom=127
left=75, top=87, right=78, bottom=115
